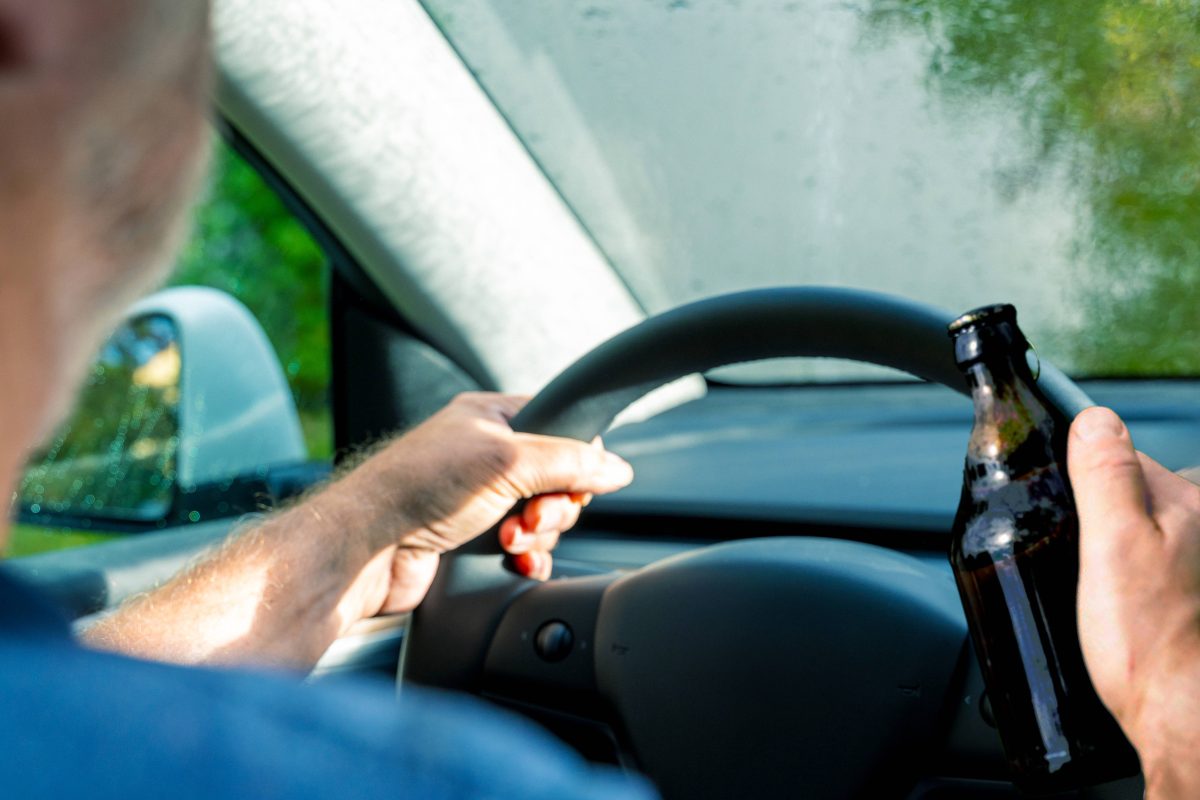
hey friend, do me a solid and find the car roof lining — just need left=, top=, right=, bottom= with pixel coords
left=212, top=0, right=703, bottom=423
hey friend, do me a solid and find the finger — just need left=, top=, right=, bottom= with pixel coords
left=523, top=493, right=583, bottom=534
left=510, top=433, right=633, bottom=496
left=1069, top=409, right=1157, bottom=706
left=535, top=550, right=554, bottom=580
left=499, top=515, right=522, bottom=551
left=1068, top=407, right=1154, bottom=543
left=580, top=439, right=605, bottom=505
left=498, top=516, right=562, bottom=555
left=511, top=549, right=553, bottom=581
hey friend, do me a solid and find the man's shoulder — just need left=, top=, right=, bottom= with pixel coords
left=0, top=639, right=656, bottom=799
left=0, top=625, right=654, bottom=799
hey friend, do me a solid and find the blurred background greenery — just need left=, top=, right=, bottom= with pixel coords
left=172, top=141, right=332, bottom=458
left=867, top=0, right=1200, bottom=374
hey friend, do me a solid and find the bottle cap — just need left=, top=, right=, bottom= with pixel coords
left=947, top=304, right=1017, bottom=336
left=948, top=304, right=1028, bottom=367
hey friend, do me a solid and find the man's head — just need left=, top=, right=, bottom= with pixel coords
left=0, top=0, right=211, bottom=461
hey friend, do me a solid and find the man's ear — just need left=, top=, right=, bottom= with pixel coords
left=0, top=3, right=60, bottom=71
left=0, top=10, right=27, bottom=69
left=0, top=3, right=92, bottom=74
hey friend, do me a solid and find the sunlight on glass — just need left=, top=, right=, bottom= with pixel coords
left=423, top=0, right=1199, bottom=380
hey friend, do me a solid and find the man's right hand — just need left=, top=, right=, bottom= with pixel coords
left=84, top=392, right=633, bottom=669
left=339, top=392, right=633, bottom=616
left=1068, top=407, right=1200, bottom=799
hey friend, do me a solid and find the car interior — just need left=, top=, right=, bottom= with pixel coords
left=8, top=2, right=1200, bottom=799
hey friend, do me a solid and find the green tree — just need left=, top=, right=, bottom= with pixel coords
left=868, top=0, right=1200, bottom=375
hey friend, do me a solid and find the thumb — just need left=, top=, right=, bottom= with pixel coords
left=1068, top=407, right=1150, bottom=539
left=510, top=433, right=634, bottom=498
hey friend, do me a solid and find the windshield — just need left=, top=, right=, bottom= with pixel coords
left=421, top=0, right=1199, bottom=382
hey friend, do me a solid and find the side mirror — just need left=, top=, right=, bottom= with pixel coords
left=19, top=287, right=322, bottom=530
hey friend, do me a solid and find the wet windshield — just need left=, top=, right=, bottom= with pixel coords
left=422, top=0, right=1199, bottom=381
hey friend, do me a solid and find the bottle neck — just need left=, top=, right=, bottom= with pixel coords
left=964, top=352, right=1049, bottom=464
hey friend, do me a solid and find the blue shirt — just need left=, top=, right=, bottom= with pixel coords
left=0, top=566, right=656, bottom=799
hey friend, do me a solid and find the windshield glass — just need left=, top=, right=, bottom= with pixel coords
left=421, top=0, right=1199, bottom=382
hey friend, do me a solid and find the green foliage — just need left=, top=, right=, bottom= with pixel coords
left=867, top=0, right=1200, bottom=375
left=173, top=142, right=331, bottom=415
left=5, top=525, right=119, bottom=558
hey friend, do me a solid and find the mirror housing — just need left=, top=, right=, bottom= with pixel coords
left=127, top=286, right=306, bottom=492
left=19, top=287, right=311, bottom=530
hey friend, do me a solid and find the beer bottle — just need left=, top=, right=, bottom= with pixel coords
left=948, top=304, right=1139, bottom=794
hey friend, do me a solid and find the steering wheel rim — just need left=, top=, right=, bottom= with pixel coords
left=508, top=287, right=1091, bottom=441
left=400, top=286, right=1095, bottom=795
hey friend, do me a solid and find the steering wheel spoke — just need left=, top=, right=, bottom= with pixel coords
left=483, top=574, right=615, bottom=719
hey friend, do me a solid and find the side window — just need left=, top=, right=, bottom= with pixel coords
left=8, top=140, right=331, bottom=557
left=171, top=142, right=331, bottom=461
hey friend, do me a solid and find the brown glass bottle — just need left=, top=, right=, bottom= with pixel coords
left=948, top=305, right=1139, bottom=795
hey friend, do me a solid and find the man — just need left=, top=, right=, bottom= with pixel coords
left=0, top=1, right=1197, bottom=798
left=0, top=2, right=650, bottom=797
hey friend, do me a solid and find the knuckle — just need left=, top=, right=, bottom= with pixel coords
left=451, top=391, right=491, bottom=409
left=1084, top=449, right=1141, bottom=478
left=1181, top=483, right=1200, bottom=516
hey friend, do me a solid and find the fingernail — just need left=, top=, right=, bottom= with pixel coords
left=603, top=452, right=634, bottom=485
left=1074, top=407, right=1125, bottom=442
left=533, top=550, right=553, bottom=580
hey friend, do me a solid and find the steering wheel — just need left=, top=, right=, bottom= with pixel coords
left=399, top=287, right=1093, bottom=799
